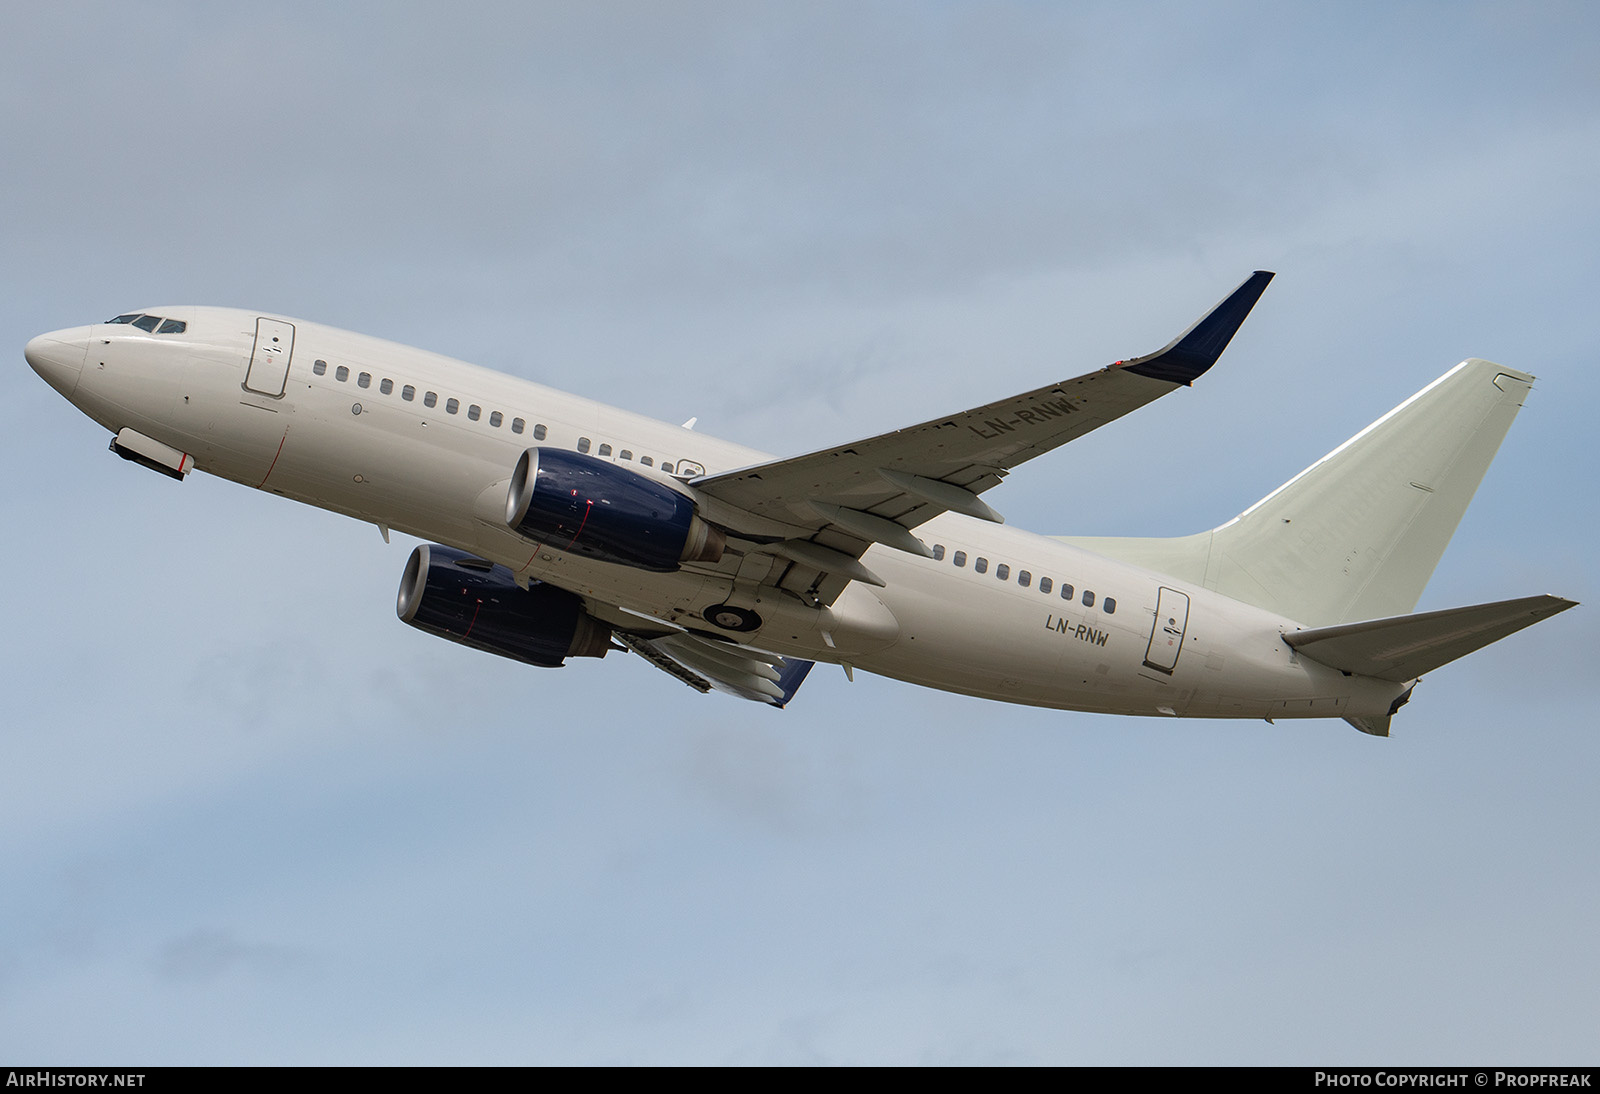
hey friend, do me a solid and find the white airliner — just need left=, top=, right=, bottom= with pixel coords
left=25, top=273, right=1574, bottom=735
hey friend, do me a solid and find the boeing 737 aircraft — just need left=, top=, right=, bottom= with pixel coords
left=25, top=273, right=1574, bottom=735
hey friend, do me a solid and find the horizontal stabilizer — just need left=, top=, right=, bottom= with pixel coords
left=1285, top=595, right=1576, bottom=682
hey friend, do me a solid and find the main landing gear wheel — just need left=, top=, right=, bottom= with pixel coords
left=703, top=603, right=762, bottom=632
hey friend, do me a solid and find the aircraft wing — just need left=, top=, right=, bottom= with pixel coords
left=615, top=629, right=814, bottom=708
left=691, top=272, right=1273, bottom=597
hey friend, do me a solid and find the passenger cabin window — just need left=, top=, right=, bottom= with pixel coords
left=661, top=462, right=674, bottom=474
left=932, top=544, right=945, bottom=561
left=995, top=564, right=1010, bottom=581
left=1103, top=597, right=1116, bottom=614
left=467, top=404, right=481, bottom=421
left=489, top=411, right=502, bottom=427
left=357, top=372, right=371, bottom=389
left=336, top=365, right=350, bottom=382
left=1061, top=584, right=1074, bottom=601
left=598, top=443, right=612, bottom=456
left=974, top=557, right=988, bottom=574
left=313, top=360, right=327, bottom=376
left=533, top=424, right=547, bottom=440
left=402, top=385, right=415, bottom=401
left=512, top=418, right=525, bottom=434
left=446, top=398, right=459, bottom=414
left=953, top=551, right=967, bottom=568
left=1040, top=577, right=1052, bottom=594
left=1082, top=590, right=1095, bottom=607
left=1018, top=570, right=1031, bottom=587
left=577, top=437, right=591, bottom=453
left=640, top=456, right=653, bottom=467
left=424, top=391, right=437, bottom=407
left=380, top=378, right=393, bottom=395
left=620, top=450, right=632, bottom=460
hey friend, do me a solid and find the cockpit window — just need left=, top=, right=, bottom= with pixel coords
left=106, top=313, right=185, bottom=334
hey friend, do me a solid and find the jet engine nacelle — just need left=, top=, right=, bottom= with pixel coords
left=504, top=447, right=726, bottom=572
left=397, top=543, right=611, bottom=667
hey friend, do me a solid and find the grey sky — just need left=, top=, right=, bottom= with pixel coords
left=3, top=1, right=1597, bottom=1064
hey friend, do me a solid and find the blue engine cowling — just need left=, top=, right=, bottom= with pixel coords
left=397, top=544, right=611, bottom=667
left=504, top=447, right=725, bottom=572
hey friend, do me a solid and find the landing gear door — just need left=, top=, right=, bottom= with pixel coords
left=1143, top=587, right=1191, bottom=675
left=244, top=318, right=295, bottom=397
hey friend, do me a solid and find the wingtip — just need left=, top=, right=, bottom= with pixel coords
left=1119, top=270, right=1275, bottom=386
left=768, top=658, right=816, bottom=708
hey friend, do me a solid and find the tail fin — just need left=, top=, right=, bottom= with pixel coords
left=1062, top=359, right=1535, bottom=626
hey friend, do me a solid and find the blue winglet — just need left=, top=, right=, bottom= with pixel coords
left=768, top=658, right=815, bottom=708
left=1120, top=270, right=1274, bottom=385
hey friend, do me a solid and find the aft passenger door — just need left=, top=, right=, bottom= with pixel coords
left=243, top=318, right=295, bottom=397
left=1143, top=587, right=1190, bottom=674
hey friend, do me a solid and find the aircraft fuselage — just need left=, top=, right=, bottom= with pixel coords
left=26, top=306, right=1414, bottom=722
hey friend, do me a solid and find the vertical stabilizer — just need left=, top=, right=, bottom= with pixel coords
left=1062, top=359, right=1534, bottom=626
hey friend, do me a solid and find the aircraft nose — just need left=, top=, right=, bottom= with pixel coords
left=25, top=327, right=90, bottom=399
